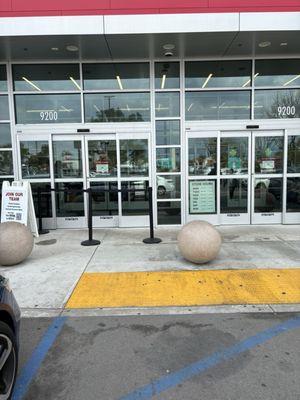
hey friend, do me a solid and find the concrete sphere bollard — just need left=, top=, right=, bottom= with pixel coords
left=0, top=222, right=34, bottom=266
left=177, top=221, right=222, bottom=264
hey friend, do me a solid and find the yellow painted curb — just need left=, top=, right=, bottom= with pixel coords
left=66, top=269, right=300, bottom=309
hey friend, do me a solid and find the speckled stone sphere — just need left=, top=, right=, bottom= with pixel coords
left=0, top=222, right=34, bottom=266
left=177, top=221, right=222, bottom=264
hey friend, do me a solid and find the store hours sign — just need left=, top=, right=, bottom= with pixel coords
left=189, top=180, right=216, bottom=214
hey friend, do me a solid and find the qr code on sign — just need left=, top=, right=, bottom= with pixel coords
left=16, top=213, right=22, bottom=221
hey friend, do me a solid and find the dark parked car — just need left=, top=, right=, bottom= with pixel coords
left=0, top=275, right=21, bottom=399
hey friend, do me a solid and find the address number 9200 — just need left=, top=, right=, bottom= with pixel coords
left=277, top=106, right=296, bottom=117
left=40, top=111, right=58, bottom=121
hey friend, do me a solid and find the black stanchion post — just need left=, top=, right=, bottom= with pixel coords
left=81, top=187, right=100, bottom=246
left=37, top=186, right=49, bottom=235
left=143, top=186, right=162, bottom=244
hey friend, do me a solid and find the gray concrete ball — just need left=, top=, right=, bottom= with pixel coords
left=0, top=222, right=34, bottom=266
left=177, top=220, right=222, bottom=264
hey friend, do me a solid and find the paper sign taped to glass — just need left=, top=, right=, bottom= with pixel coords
left=189, top=180, right=216, bottom=214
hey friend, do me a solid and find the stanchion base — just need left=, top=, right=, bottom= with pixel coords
left=81, top=239, right=101, bottom=247
left=39, top=229, right=50, bottom=235
left=143, top=237, right=162, bottom=244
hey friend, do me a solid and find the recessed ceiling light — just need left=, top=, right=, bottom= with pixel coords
left=258, top=41, right=271, bottom=48
left=280, top=42, right=288, bottom=46
left=51, top=47, right=59, bottom=51
left=163, top=44, right=175, bottom=50
left=66, top=45, right=79, bottom=52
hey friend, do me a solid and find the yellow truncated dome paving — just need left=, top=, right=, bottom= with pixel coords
left=66, top=269, right=300, bottom=309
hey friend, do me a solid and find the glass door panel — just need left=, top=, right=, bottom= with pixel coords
left=252, top=132, right=284, bottom=224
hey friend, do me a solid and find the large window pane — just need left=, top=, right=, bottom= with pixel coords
left=288, top=136, right=300, bottom=173
left=255, top=136, right=283, bottom=174
left=31, top=183, right=52, bottom=218
left=155, top=92, right=180, bottom=118
left=156, top=148, right=180, bottom=172
left=157, top=175, right=180, bottom=199
left=156, top=120, right=180, bottom=146
left=287, top=178, right=300, bottom=212
left=185, top=60, right=252, bottom=88
left=91, top=182, right=118, bottom=216
left=189, top=179, right=217, bottom=214
left=83, top=63, right=149, bottom=90
left=255, top=59, right=300, bottom=87
left=121, top=181, right=149, bottom=216
left=15, top=94, right=81, bottom=124
left=220, top=179, right=248, bottom=213
left=13, top=64, right=80, bottom=91
left=220, top=137, right=248, bottom=175
left=188, top=138, right=217, bottom=176
left=0, top=96, right=9, bottom=120
left=157, top=201, right=181, bottom=225
left=20, top=141, right=50, bottom=179
left=53, top=141, right=82, bottom=179
left=186, top=91, right=251, bottom=120
left=254, top=178, right=282, bottom=213
left=0, top=124, right=11, bottom=148
left=88, top=140, right=117, bottom=178
left=84, top=93, right=150, bottom=123
left=55, top=182, right=84, bottom=217
left=254, top=89, right=300, bottom=119
left=155, top=62, right=180, bottom=89
left=0, top=66, right=7, bottom=92
left=0, top=151, right=13, bottom=176
left=120, top=139, right=148, bottom=177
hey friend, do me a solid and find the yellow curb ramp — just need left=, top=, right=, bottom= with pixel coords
left=66, top=269, right=300, bottom=309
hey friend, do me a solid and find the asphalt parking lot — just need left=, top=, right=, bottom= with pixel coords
left=13, top=312, right=300, bottom=400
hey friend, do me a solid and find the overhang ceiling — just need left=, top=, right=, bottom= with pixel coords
left=0, top=30, right=299, bottom=61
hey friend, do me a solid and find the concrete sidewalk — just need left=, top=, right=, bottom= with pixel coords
left=1, top=225, right=300, bottom=312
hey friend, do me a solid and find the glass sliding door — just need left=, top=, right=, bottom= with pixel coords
left=252, top=131, right=284, bottom=224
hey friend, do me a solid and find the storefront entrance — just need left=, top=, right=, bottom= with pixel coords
left=17, top=132, right=150, bottom=229
left=187, top=129, right=300, bottom=225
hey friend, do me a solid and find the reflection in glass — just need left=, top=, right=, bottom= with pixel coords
left=31, top=183, right=52, bottom=218
left=155, top=62, right=180, bottom=89
left=121, top=181, right=149, bottom=216
left=288, top=136, right=300, bottom=173
left=0, top=124, right=11, bottom=148
left=0, top=151, right=13, bottom=176
left=220, top=137, right=248, bottom=175
left=157, top=201, right=181, bottom=225
left=13, top=64, right=80, bottom=91
left=84, top=93, right=150, bottom=122
left=0, top=66, right=7, bottom=92
left=286, top=178, right=300, bottom=212
left=220, top=179, right=248, bottom=213
left=254, top=89, right=300, bottom=119
left=83, top=63, right=149, bottom=90
left=156, top=148, right=180, bottom=172
left=88, top=140, right=117, bottom=178
left=20, top=141, right=50, bottom=178
left=189, top=180, right=216, bottom=214
left=156, top=120, right=180, bottom=146
left=186, top=91, right=251, bottom=120
left=90, top=182, right=118, bottom=216
left=255, top=59, right=300, bottom=87
left=185, top=60, right=252, bottom=88
left=15, top=94, right=81, bottom=124
left=120, top=139, right=148, bottom=177
left=157, top=175, right=180, bottom=199
left=53, top=141, right=82, bottom=178
left=0, top=96, right=9, bottom=120
left=188, top=138, right=217, bottom=176
left=155, top=92, right=180, bottom=118
left=254, top=178, right=282, bottom=213
left=55, top=182, right=84, bottom=217
left=255, top=136, right=283, bottom=174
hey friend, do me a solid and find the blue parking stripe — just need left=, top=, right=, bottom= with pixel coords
left=119, top=315, right=300, bottom=400
left=12, top=316, right=67, bottom=400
